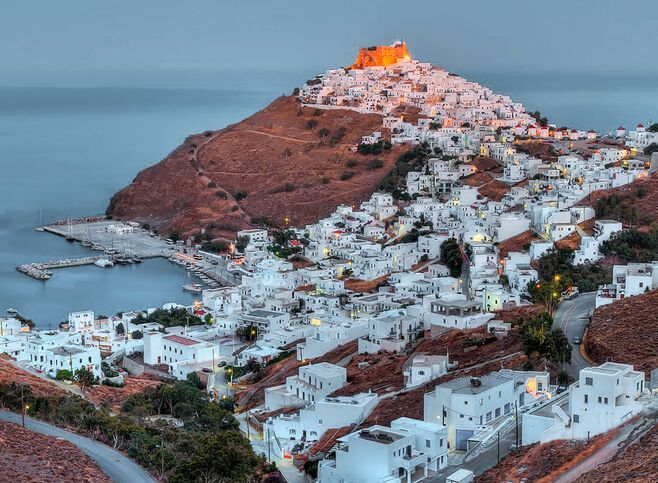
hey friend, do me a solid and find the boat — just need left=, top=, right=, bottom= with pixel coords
left=94, top=258, right=114, bottom=268
left=113, top=256, right=133, bottom=265
left=132, top=257, right=143, bottom=263
left=80, top=240, right=92, bottom=248
left=6, top=308, right=18, bottom=315
left=182, top=283, right=204, bottom=293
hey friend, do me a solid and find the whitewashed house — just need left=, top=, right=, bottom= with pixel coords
left=424, top=370, right=550, bottom=450
left=522, top=363, right=647, bottom=445
left=318, top=417, right=448, bottom=483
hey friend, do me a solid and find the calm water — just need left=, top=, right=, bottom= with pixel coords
left=0, top=84, right=283, bottom=327
left=1, top=71, right=656, bottom=327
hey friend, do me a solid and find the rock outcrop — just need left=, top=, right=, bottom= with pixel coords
left=107, top=96, right=402, bottom=238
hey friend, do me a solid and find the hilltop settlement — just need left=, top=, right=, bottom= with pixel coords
left=5, top=43, right=658, bottom=482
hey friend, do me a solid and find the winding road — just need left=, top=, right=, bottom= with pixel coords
left=552, top=291, right=597, bottom=380
left=0, top=411, right=154, bottom=483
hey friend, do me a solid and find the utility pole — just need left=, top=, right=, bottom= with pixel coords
left=267, top=428, right=271, bottom=462
left=514, top=401, right=519, bottom=448
left=497, top=430, right=500, bottom=463
left=20, top=385, right=28, bottom=429
left=246, top=410, right=251, bottom=440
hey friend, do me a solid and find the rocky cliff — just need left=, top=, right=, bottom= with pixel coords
left=107, top=96, right=402, bottom=238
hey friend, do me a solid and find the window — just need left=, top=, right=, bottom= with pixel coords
left=604, top=397, right=608, bottom=404
left=585, top=377, right=593, bottom=386
left=584, top=394, right=588, bottom=403
left=318, top=419, right=323, bottom=424
left=418, top=370, right=425, bottom=376
left=573, top=414, right=579, bottom=423
left=486, top=411, right=492, bottom=422
left=464, top=400, right=468, bottom=405
left=439, top=438, right=444, bottom=447
left=495, top=408, right=501, bottom=417
left=425, top=439, right=431, bottom=448
left=598, top=396, right=602, bottom=403
left=460, top=414, right=464, bottom=419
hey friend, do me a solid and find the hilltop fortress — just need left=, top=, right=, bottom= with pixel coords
left=349, top=41, right=412, bottom=69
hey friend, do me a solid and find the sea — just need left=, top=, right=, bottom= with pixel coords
left=1, top=69, right=656, bottom=327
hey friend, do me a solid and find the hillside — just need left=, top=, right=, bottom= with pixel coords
left=107, top=96, right=402, bottom=238
left=0, top=421, right=110, bottom=482
left=580, top=171, right=658, bottom=227
left=587, top=288, right=658, bottom=374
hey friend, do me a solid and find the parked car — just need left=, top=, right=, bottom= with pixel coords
left=556, top=385, right=567, bottom=394
left=572, top=336, right=582, bottom=345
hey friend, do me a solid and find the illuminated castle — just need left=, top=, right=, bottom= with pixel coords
left=348, top=41, right=412, bottom=69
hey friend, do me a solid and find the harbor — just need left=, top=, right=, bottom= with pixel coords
left=19, top=218, right=243, bottom=288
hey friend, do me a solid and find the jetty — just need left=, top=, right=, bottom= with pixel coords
left=17, top=256, right=102, bottom=280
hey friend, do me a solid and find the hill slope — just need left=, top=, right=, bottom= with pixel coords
left=587, top=288, right=658, bottom=374
left=107, top=96, right=401, bottom=238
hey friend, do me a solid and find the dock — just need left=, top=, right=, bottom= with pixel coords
left=17, top=257, right=102, bottom=280
left=27, top=218, right=240, bottom=287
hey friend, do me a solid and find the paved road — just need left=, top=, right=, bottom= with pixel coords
left=553, top=292, right=596, bottom=380
left=0, top=411, right=154, bottom=483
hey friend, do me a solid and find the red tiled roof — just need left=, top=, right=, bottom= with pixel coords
left=163, top=335, right=198, bottom=346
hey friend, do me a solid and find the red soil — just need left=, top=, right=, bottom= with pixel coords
left=108, top=96, right=404, bottom=239
left=0, top=355, right=66, bottom=398
left=586, top=288, right=658, bottom=374
left=0, top=421, right=110, bottom=482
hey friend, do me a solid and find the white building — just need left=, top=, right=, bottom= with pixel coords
left=143, top=332, right=220, bottom=379
left=522, top=362, right=647, bottom=445
left=44, top=345, right=102, bottom=379
left=424, top=370, right=550, bottom=450
left=318, top=417, right=448, bottom=483
left=265, top=362, right=347, bottom=410
left=424, top=298, right=494, bottom=331
left=403, top=354, right=451, bottom=388
left=266, top=392, right=378, bottom=448
left=596, top=262, right=658, bottom=308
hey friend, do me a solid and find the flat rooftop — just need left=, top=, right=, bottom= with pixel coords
left=50, top=346, right=86, bottom=356
left=358, top=429, right=404, bottom=444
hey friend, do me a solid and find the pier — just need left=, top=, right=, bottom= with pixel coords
left=17, top=257, right=102, bottom=280
left=26, top=219, right=239, bottom=287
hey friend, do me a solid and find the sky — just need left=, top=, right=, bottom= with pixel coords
left=1, top=0, right=657, bottom=87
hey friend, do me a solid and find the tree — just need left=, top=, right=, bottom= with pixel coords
left=187, top=372, right=203, bottom=389
left=115, top=322, right=125, bottom=335
left=644, top=143, right=658, bottom=156
left=557, top=369, right=570, bottom=385
left=318, top=127, right=330, bottom=138
left=647, top=123, right=658, bottom=133
left=306, top=119, right=318, bottom=130
left=440, top=238, right=464, bottom=278
left=171, top=431, right=260, bottom=483
left=74, top=367, right=98, bottom=390
left=56, top=369, right=73, bottom=381
left=545, top=329, right=572, bottom=365
left=197, top=403, right=240, bottom=432
left=131, top=330, right=143, bottom=339
left=235, top=235, right=250, bottom=253
left=281, top=147, right=292, bottom=158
